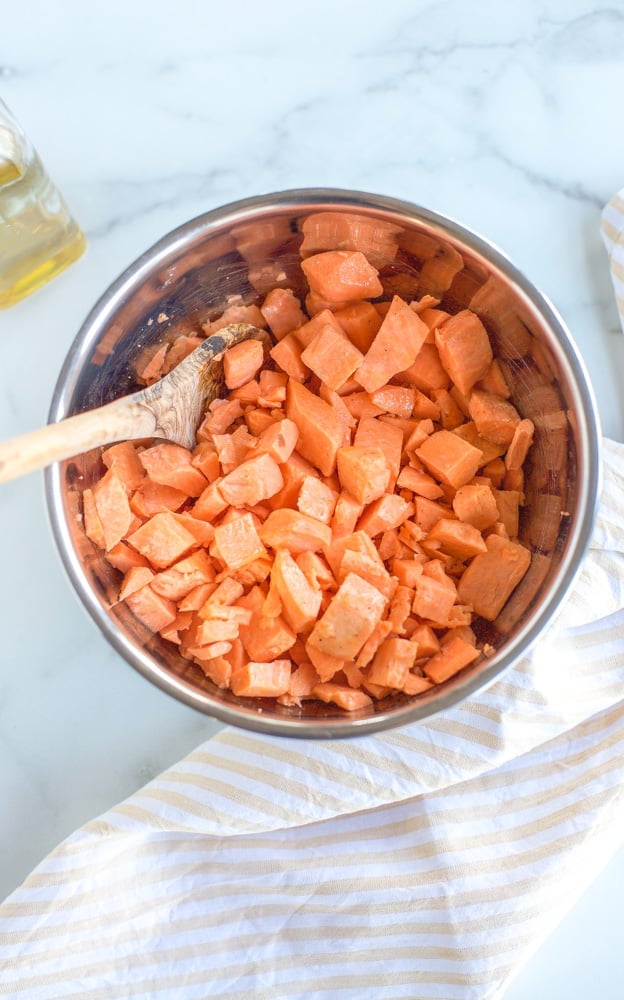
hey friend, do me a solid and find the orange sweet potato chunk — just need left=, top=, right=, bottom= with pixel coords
left=231, top=659, right=292, bottom=698
left=139, top=443, right=208, bottom=497
left=223, top=339, right=265, bottom=390
left=260, top=287, right=307, bottom=339
left=259, top=508, right=332, bottom=554
left=416, top=430, right=484, bottom=489
left=457, top=534, right=531, bottom=620
left=435, top=310, right=493, bottom=396
left=300, top=324, right=364, bottom=391
left=311, top=682, right=373, bottom=711
left=219, top=453, right=284, bottom=508
left=336, top=446, right=390, bottom=506
left=92, top=469, right=135, bottom=551
left=355, top=295, right=429, bottom=394
left=214, top=512, right=267, bottom=571
left=286, top=379, right=346, bottom=477
left=423, top=635, right=480, bottom=684
left=468, top=390, right=520, bottom=447
left=301, top=250, right=383, bottom=303
left=307, top=572, right=387, bottom=660
left=271, top=547, right=323, bottom=633
left=127, top=511, right=198, bottom=569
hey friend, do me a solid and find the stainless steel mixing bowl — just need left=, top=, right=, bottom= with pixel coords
left=45, top=189, right=601, bottom=738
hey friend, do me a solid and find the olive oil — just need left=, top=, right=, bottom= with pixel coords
left=0, top=152, right=86, bottom=309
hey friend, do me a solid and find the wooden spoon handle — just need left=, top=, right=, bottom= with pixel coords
left=0, top=396, right=157, bottom=484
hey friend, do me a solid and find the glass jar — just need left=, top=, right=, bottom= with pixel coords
left=0, top=99, right=86, bottom=309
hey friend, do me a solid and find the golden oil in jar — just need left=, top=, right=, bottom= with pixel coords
left=0, top=151, right=86, bottom=309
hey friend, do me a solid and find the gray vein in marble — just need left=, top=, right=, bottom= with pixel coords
left=487, top=147, right=604, bottom=208
left=85, top=170, right=234, bottom=239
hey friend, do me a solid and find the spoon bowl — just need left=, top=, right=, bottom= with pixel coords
left=0, top=323, right=269, bottom=483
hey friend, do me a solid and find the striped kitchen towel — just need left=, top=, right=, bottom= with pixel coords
left=2, top=208, right=624, bottom=997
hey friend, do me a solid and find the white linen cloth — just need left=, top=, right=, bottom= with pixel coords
left=1, top=204, right=624, bottom=999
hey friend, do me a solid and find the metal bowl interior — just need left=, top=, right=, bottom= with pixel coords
left=45, top=189, right=601, bottom=738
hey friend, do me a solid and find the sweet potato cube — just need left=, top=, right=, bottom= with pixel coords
left=423, top=635, right=480, bottom=684
left=238, top=588, right=297, bottom=661
left=297, top=475, right=338, bottom=524
left=301, top=324, right=364, bottom=391
left=270, top=333, right=309, bottom=381
left=125, top=585, right=177, bottom=633
left=333, top=300, right=382, bottom=352
left=307, top=573, right=387, bottom=660
left=214, top=512, right=267, bottom=571
left=259, top=508, right=332, bottom=554
left=368, top=637, right=418, bottom=688
left=457, top=534, right=531, bottom=620
left=286, top=379, right=346, bottom=476
left=468, top=390, right=520, bottom=446
left=259, top=287, right=306, bottom=339
left=412, top=573, right=456, bottom=623
left=356, top=493, right=413, bottom=537
left=425, top=519, right=487, bottom=561
left=396, top=466, right=444, bottom=500
left=127, top=511, right=198, bottom=569
left=272, top=548, right=323, bottom=633
left=337, top=446, right=390, bottom=505
left=231, top=660, right=292, bottom=698
left=219, top=453, right=284, bottom=508
left=416, top=430, right=484, bottom=489
left=93, top=468, right=135, bottom=551
left=355, top=295, right=429, bottom=394
left=101, top=441, right=145, bottom=492
left=434, top=310, right=493, bottom=396
left=301, top=250, right=383, bottom=303
left=223, top=339, right=265, bottom=390
left=505, top=418, right=535, bottom=470
left=452, top=483, right=499, bottom=530
left=354, top=416, right=403, bottom=489
left=399, top=343, right=450, bottom=392
left=311, top=682, right=373, bottom=711
left=151, top=549, right=216, bottom=601
left=255, top=418, right=299, bottom=464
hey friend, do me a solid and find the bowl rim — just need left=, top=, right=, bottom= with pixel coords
left=45, top=187, right=603, bottom=738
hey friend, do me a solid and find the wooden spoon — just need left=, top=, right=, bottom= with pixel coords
left=0, top=323, right=270, bottom=484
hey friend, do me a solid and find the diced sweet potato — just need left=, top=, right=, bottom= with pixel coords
left=425, top=519, right=487, bottom=561
left=434, top=310, right=493, bottom=396
left=368, top=637, right=418, bottom=688
left=297, top=475, right=338, bottom=524
left=124, top=585, right=177, bottom=633
left=452, top=483, right=499, bottom=530
left=457, top=534, right=531, bottom=620
left=231, top=659, right=292, bottom=698
left=93, top=469, right=137, bottom=551
left=223, top=339, right=265, bottom=390
left=260, top=287, right=306, bottom=339
left=286, top=379, right=346, bottom=476
left=301, top=250, right=383, bottom=303
left=271, top=548, right=323, bottom=633
left=213, top=512, right=267, bottom=571
left=337, top=446, right=390, bottom=506
left=219, top=452, right=284, bottom=508
left=307, top=573, right=387, bottom=660
left=416, top=430, right=484, bottom=489
left=355, top=296, right=429, bottom=394
left=423, top=635, right=480, bottom=684
left=101, top=441, right=145, bottom=492
left=311, top=682, right=373, bottom=711
left=127, top=511, right=198, bottom=569
left=468, top=390, right=520, bottom=447
left=301, top=324, right=364, bottom=391
left=260, top=508, right=332, bottom=554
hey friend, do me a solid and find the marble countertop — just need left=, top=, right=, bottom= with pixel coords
left=1, top=1, right=623, bottom=995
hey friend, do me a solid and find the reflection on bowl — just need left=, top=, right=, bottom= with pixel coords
left=45, top=189, right=601, bottom=738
